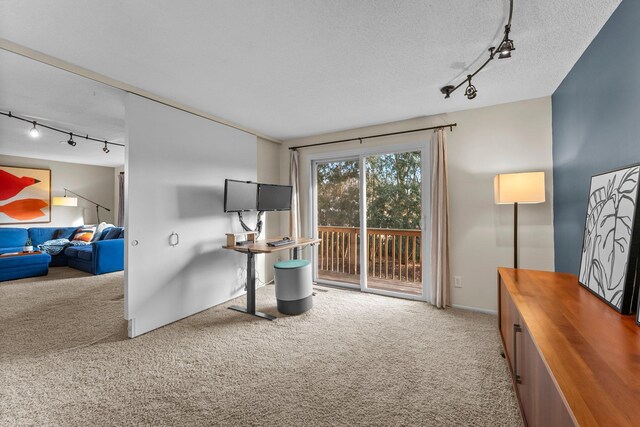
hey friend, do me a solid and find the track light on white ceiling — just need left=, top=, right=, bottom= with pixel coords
left=28, top=121, right=39, bottom=138
left=1, top=110, right=123, bottom=151
left=67, top=133, right=76, bottom=146
left=464, top=76, right=477, bottom=100
left=440, top=0, right=516, bottom=100
left=497, top=22, right=515, bottom=59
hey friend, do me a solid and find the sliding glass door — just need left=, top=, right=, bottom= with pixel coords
left=312, top=145, right=428, bottom=300
left=363, top=151, right=423, bottom=296
left=315, top=158, right=361, bottom=288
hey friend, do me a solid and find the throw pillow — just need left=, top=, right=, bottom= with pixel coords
left=99, top=227, right=113, bottom=240
left=103, top=227, right=123, bottom=240
left=72, top=226, right=96, bottom=243
left=91, top=222, right=114, bottom=242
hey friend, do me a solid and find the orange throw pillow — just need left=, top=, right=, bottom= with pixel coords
left=72, top=226, right=96, bottom=242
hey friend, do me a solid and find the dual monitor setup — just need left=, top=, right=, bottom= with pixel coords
left=223, top=179, right=292, bottom=213
left=223, top=179, right=292, bottom=246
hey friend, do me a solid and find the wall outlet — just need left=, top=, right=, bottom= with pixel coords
left=454, top=276, right=462, bottom=288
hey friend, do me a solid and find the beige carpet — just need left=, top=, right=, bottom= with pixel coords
left=1, top=268, right=522, bottom=426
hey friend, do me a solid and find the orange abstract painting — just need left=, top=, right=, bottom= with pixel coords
left=0, top=166, right=51, bottom=224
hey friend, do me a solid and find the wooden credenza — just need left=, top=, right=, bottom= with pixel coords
left=498, top=268, right=640, bottom=427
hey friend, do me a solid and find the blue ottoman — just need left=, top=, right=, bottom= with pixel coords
left=0, top=252, right=51, bottom=282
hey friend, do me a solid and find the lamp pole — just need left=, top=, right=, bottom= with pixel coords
left=63, top=188, right=111, bottom=223
left=514, top=202, right=518, bottom=269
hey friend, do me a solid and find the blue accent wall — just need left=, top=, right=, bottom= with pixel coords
left=552, top=0, right=640, bottom=274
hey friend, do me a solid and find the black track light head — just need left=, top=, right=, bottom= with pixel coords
left=67, top=133, right=76, bottom=147
left=498, top=38, right=515, bottom=59
left=498, top=24, right=515, bottom=59
left=440, top=85, right=455, bottom=99
left=465, top=76, right=477, bottom=100
left=103, top=141, right=110, bottom=154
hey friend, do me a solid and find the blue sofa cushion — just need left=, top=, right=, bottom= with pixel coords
left=29, top=227, right=78, bottom=246
left=0, top=228, right=29, bottom=249
left=104, top=227, right=124, bottom=240
left=76, top=246, right=93, bottom=261
left=64, top=245, right=93, bottom=261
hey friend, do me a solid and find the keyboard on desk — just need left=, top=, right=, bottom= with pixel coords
left=267, top=238, right=293, bottom=247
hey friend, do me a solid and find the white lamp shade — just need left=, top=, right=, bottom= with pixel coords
left=53, top=196, right=78, bottom=207
left=494, top=172, right=545, bottom=204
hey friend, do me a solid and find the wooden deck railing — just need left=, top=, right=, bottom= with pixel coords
left=317, top=226, right=422, bottom=282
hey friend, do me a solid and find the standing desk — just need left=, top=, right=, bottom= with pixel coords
left=223, top=237, right=320, bottom=320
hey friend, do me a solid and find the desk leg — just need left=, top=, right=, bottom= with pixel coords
left=293, top=247, right=300, bottom=260
left=229, top=252, right=276, bottom=321
left=247, top=251, right=256, bottom=313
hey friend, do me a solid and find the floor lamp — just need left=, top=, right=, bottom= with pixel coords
left=494, top=172, right=545, bottom=269
left=53, top=188, right=111, bottom=223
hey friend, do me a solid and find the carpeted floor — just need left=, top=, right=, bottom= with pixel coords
left=0, top=268, right=522, bottom=426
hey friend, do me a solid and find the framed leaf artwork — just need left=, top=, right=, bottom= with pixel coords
left=0, top=166, right=51, bottom=225
left=578, top=163, right=640, bottom=314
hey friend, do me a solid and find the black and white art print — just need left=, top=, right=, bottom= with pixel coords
left=578, top=164, right=640, bottom=314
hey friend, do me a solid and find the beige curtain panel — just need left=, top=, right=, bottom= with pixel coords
left=430, top=129, right=452, bottom=308
left=289, top=150, right=301, bottom=238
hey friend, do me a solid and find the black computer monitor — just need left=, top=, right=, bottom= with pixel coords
left=224, top=179, right=258, bottom=212
left=257, top=184, right=292, bottom=211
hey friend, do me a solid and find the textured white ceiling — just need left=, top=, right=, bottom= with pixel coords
left=0, top=50, right=125, bottom=167
left=0, top=0, right=621, bottom=141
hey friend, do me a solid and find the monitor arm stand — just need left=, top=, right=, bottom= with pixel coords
left=237, top=211, right=265, bottom=238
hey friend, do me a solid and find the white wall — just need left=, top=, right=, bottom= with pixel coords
left=125, top=93, right=259, bottom=337
left=0, top=154, right=116, bottom=227
left=257, top=138, right=283, bottom=284
left=280, top=97, right=555, bottom=313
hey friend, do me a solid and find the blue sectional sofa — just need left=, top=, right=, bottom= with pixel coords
left=0, top=226, right=124, bottom=278
left=65, top=227, right=124, bottom=275
left=28, top=227, right=78, bottom=266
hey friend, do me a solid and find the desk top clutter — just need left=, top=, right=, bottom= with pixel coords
left=223, top=236, right=321, bottom=253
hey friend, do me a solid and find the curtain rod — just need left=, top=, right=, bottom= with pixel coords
left=288, top=123, right=457, bottom=151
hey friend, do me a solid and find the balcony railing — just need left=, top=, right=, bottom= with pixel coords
left=317, top=226, right=422, bottom=284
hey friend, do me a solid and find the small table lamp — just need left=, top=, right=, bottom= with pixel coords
left=494, top=172, right=545, bottom=268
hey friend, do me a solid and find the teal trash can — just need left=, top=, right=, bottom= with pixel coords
left=274, top=259, right=313, bottom=314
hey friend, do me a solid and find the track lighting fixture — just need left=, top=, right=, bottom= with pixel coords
left=464, top=76, right=477, bottom=100
left=497, top=25, right=515, bottom=59
left=0, top=110, right=123, bottom=151
left=440, top=0, right=515, bottom=100
left=67, top=133, right=76, bottom=147
left=29, top=121, right=40, bottom=138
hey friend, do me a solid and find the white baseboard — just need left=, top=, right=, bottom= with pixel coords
left=451, top=304, right=497, bottom=316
